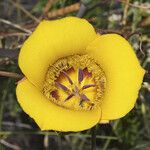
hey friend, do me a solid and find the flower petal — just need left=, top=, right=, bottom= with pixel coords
left=16, top=79, right=101, bottom=132
left=19, top=17, right=97, bottom=89
left=86, top=34, right=145, bottom=120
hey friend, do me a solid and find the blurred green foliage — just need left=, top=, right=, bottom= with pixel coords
left=0, top=0, right=150, bottom=150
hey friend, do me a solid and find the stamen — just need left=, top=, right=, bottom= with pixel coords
left=64, top=93, right=74, bottom=102
left=82, top=84, right=95, bottom=90
left=55, top=82, right=70, bottom=93
left=80, top=93, right=90, bottom=101
left=79, top=99, right=84, bottom=107
left=78, top=68, right=84, bottom=83
left=62, top=71, right=73, bottom=85
left=79, top=94, right=90, bottom=107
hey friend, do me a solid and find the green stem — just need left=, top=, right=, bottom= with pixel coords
left=102, top=121, right=119, bottom=150
left=0, top=88, right=8, bottom=150
left=57, top=133, right=62, bottom=150
left=0, top=131, right=118, bottom=140
left=91, top=126, right=96, bottom=150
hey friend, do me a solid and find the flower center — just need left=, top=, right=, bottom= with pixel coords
left=43, top=54, right=106, bottom=111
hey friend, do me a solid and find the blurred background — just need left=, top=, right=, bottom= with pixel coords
left=0, top=0, right=150, bottom=150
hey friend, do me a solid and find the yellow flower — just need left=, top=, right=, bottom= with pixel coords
left=16, top=17, right=145, bottom=132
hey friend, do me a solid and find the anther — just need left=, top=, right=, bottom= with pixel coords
left=55, top=82, right=70, bottom=93
left=82, top=84, right=95, bottom=90
left=62, top=71, right=73, bottom=85
left=80, top=93, right=90, bottom=101
left=64, top=93, right=74, bottom=102
left=78, top=68, right=84, bottom=83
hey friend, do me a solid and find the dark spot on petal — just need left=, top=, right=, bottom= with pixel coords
left=50, top=90, right=59, bottom=100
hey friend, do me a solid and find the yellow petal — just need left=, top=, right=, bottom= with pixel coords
left=19, top=17, right=97, bottom=89
left=86, top=34, right=145, bottom=120
left=16, top=79, right=101, bottom=132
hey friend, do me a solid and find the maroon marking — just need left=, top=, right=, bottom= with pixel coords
left=83, top=68, right=92, bottom=78
left=78, top=68, right=84, bottom=83
left=50, top=90, right=59, bottom=100
left=82, top=84, right=95, bottom=90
